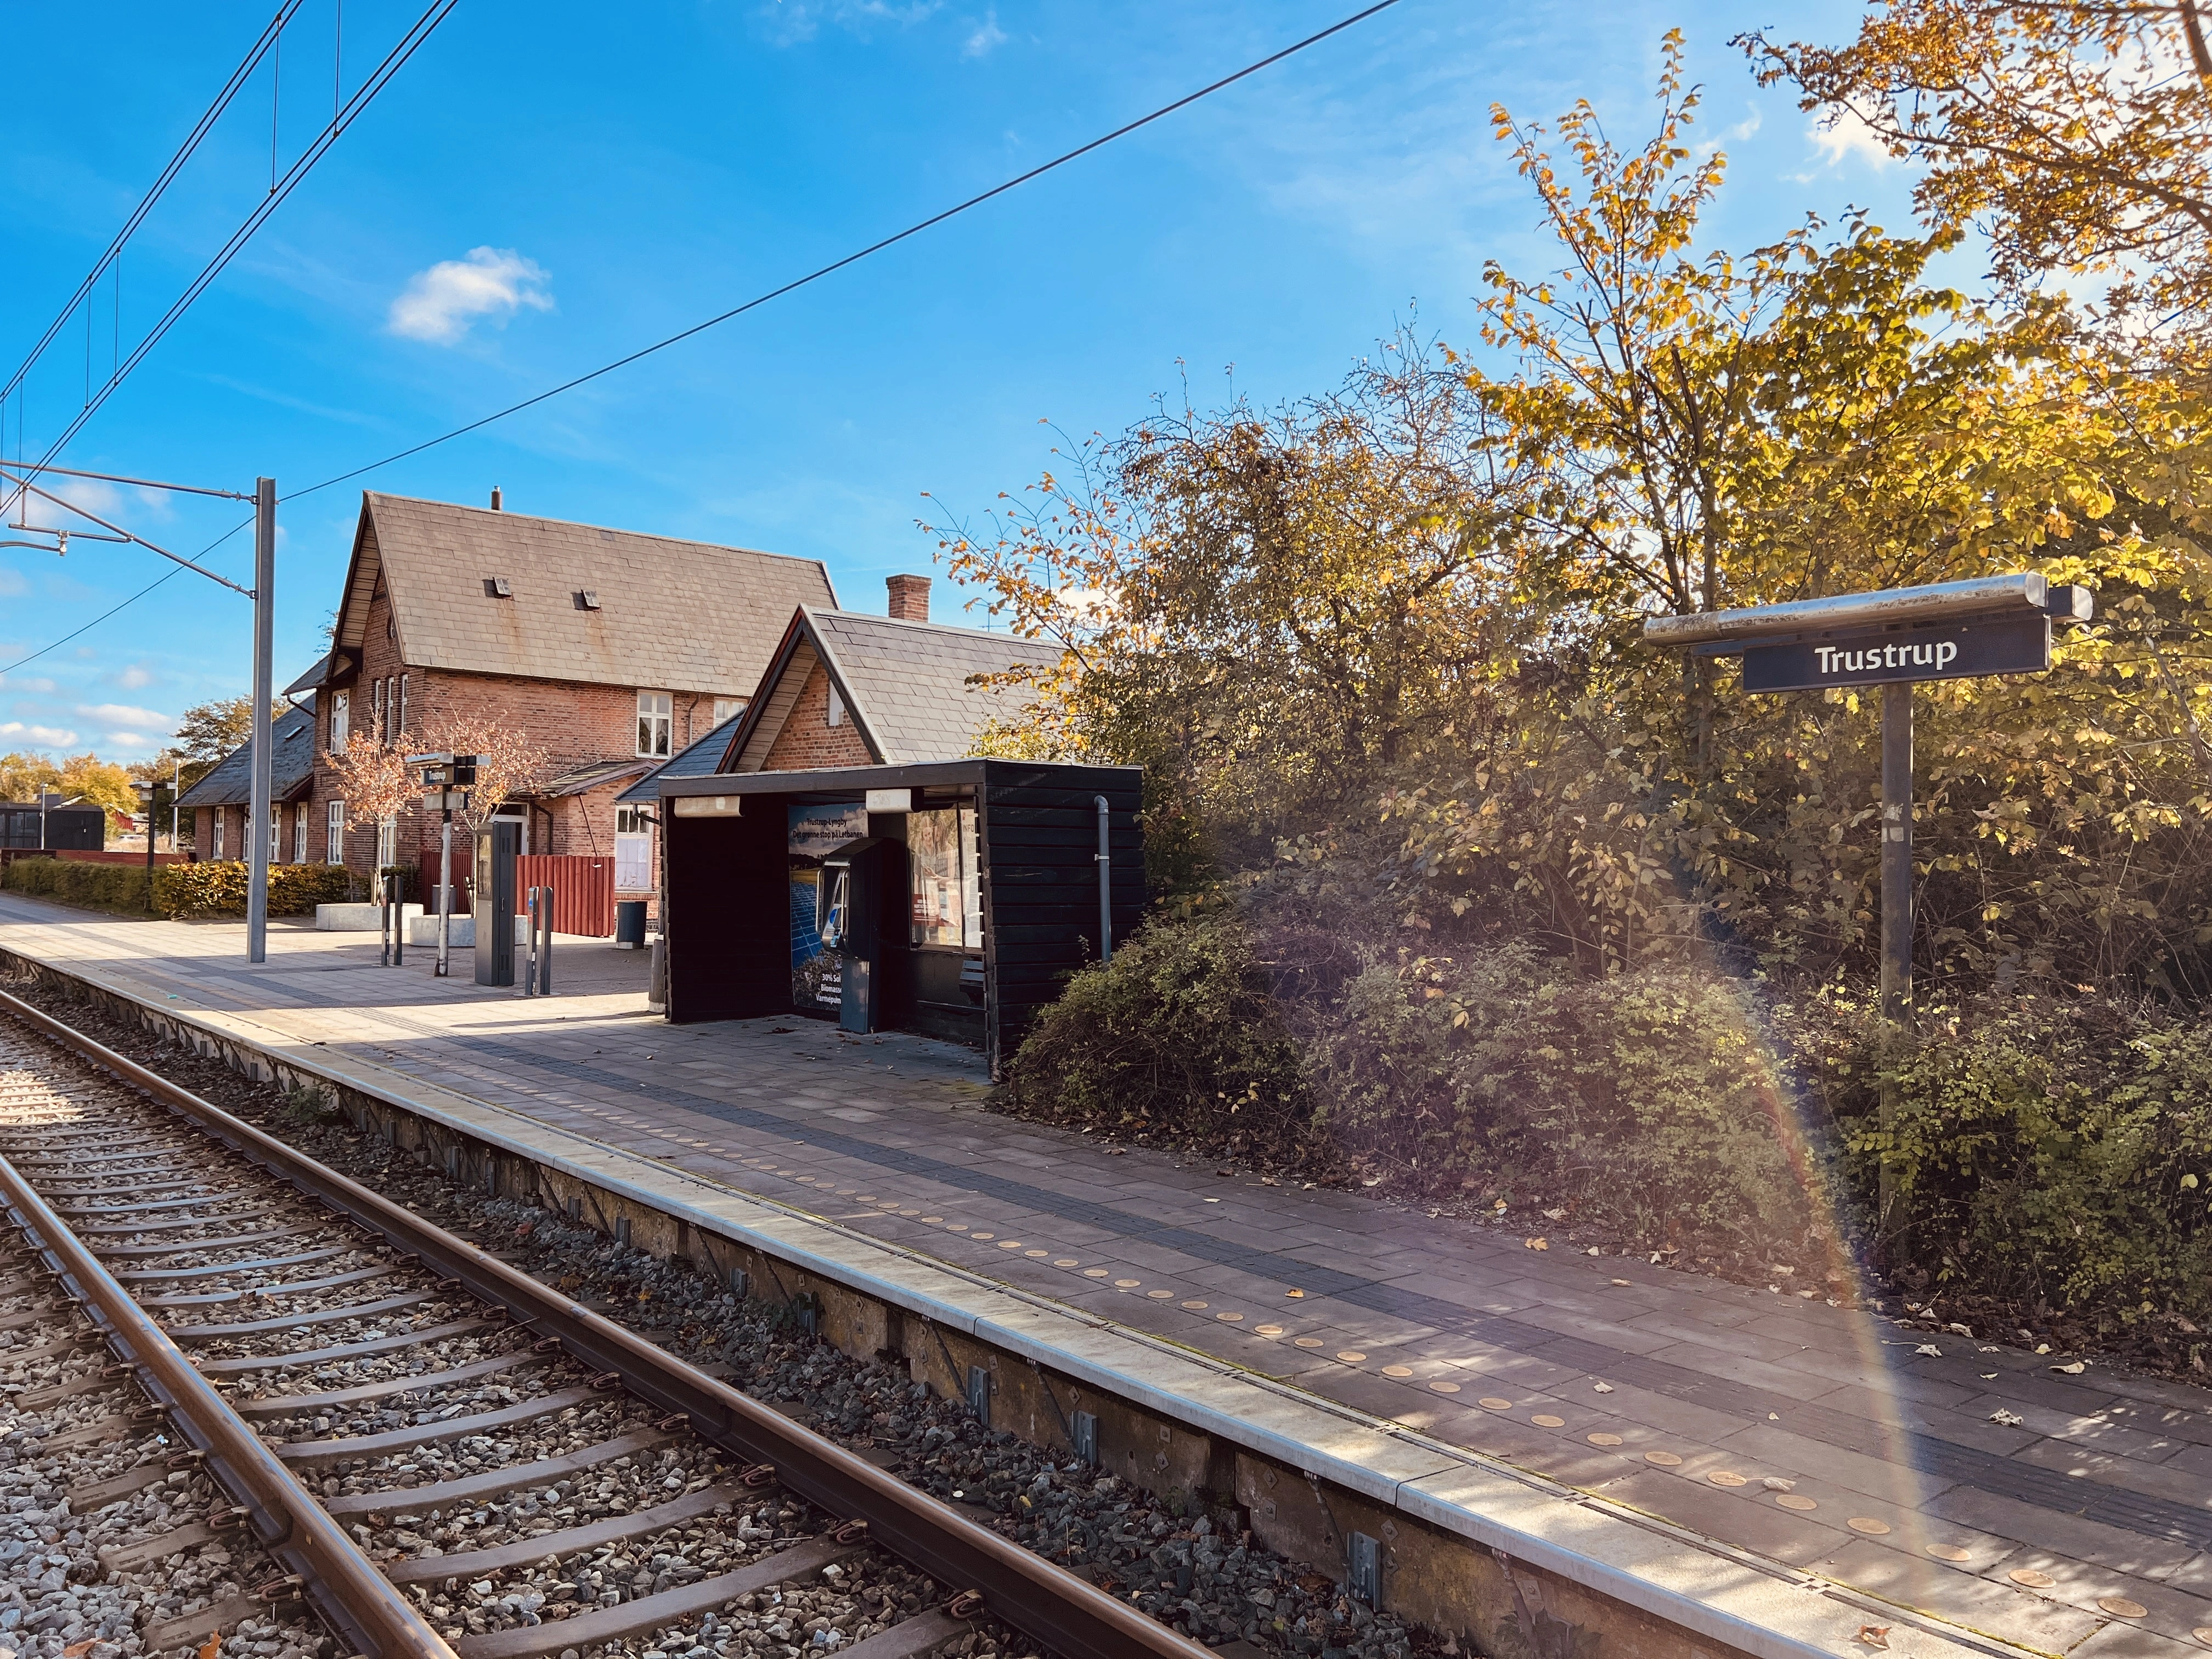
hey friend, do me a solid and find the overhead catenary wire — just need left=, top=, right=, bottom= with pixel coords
left=1, top=0, right=459, bottom=520
left=287, top=0, right=1405, bottom=503
left=0, top=2, right=306, bottom=412
left=0, top=0, right=1401, bottom=669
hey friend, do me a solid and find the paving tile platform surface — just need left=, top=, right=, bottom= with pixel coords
left=5, top=895, right=2210, bottom=1659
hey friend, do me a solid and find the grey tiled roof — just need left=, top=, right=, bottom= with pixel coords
left=343, top=494, right=838, bottom=696
left=617, top=715, right=741, bottom=803
left=810, top=609, right=1055, bottom=764
left=537, top=758, right=656, bottom=798
left=176, top=699, right=319, bottom=809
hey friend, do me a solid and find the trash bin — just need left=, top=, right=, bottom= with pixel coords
left=615, top=900, right=648, bottom=949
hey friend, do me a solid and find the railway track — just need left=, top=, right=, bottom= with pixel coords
left=0, top=993, right=1218, bottom=1659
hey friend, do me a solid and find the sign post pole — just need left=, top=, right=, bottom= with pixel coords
left=1642, top=573, right=2094, bottom=1252
left=1879, top=680, right=1913, bottom=1233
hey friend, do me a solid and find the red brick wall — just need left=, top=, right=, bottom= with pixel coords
left=760, top=662, right=874, bottom=771
left=303, top=581, right=735, bottom=899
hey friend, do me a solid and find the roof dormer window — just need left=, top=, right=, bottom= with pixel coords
left=485, top=577, right=512, bottom=598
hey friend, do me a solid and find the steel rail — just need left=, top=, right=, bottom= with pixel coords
left=0, top=988, right=1216, bottom=1659
left=0, top=1140, right=456, bottom=1659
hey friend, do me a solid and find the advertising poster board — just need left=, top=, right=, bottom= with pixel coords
left=788, top=803, right=867, bottom=1013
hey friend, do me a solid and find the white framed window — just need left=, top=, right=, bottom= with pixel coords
left=294, top=803, right=309, bottom=864
left=212, top=811, right=225, bottom=861
left=326, top=799, right=346, bottom=864
left=396, top=674, right=408, bottom=736
left=269, top=810, right=282, bottom=864
left=330, top=690, right=350, bottom=751
left=615, top=804, right=652, bottom=891
left=826, top=683, right=845, bottom=728
left=636, top=691, right=672, bottom=758
left=376, top=815, right=397, bottom=868
left=711, top=697, right=744, bottom=726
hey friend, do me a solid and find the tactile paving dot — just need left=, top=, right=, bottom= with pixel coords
left=1587, top=1432, right=1623, bottom=1447
left=1644, top=1450, right=1683, bottom=1466
left=1181, top=1300, right=1209, bottom=1310
left=1114, top=1279, right=1142, bottom=1289
left=1053, top=1259, right=1080, bottom=1268
left=898, top=1209, right=922, bottom=1216
left=1776, top=1494, right=1818, bottom=1511
left=1337, top=1351, right=1368, bottom=1363
left=971, top=1232, right=995, bottom=1240
left=1084, top=1268, right=1110, bottom=1278
left=1532, top=1414, right=1566, bottom=1428
left=1926, top=1545, right=1972, bottom=1562
left=1429, top=1381, right=1461, bottom=1394
left=1294, top=1337, right=1325, bottom=1348
left=998, top=1240, right=1023, bottom=1249
left=2190, top=1627, right=2212, bottom=1646
left=1255, top=1324, right=1284, bottom=1336
left=944, top=1223, right=968, bottom=1232
left=2098, top=1599, right=2147, bottom=1620
left=1480, top=1397, right=1514, bottom=1411
left=2010, top=1570, right=2056, bottom=1589
left=1381, top=1365, right=1414, bottom=1378
left=1707, top=1470, right=1747, bottom=1487
left=1147, top=1290, right=1175, bottom=1300
left=1217, top=1311, right=1244, bottom=1322
left=921, top=1215, right=943, bottom=1223
left=1847, top=1518, right=1892, bottom=1536
left=1024, top=1250, right=1048, bottom=1258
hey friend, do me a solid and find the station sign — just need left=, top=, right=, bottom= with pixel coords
left=1741, top=612, right=2050, bottom=695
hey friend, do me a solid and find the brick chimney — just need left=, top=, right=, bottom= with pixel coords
left=886, top=574, right=930, bottom=622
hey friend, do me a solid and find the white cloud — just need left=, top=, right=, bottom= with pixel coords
left=388, top=247, right=554, bottom=345
left=0, top=675, right=58, bottom=693
left=0, top=722, right=79, bottom=747
left=1811, top=107, right=1895, bottom=171
left=76, top=702, right=176, bottom=735
left=116, top=664, right=153, bottom=690
left=962, top=9, right=1006, bottom=57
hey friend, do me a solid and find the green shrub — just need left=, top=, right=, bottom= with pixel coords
left=2, top=856, right=153, bottom=915
left=1792, top=992, right=2212, bottom=1327
left=1306, top=945, right=1839, bottom=1258
left=1002, top=902, right=1318, bottom=1163
left=150, top=860, right=357, bottom=918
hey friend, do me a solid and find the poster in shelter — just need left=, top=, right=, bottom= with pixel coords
left=789, top=803, right=867, bottom=1013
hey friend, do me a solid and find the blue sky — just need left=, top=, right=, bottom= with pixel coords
left=0, top=0, right=1918, bottom=762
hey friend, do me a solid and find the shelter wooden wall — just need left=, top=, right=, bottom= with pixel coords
left=666, top=808, right=786, bottom=1022
left=980, top=761, right=1145, bottom=1074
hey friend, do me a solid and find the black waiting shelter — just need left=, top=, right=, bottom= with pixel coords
left=658, top=759, right=1142, bottom=1074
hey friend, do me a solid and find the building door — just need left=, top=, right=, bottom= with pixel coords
left=615, top=804, right=651, bottom=892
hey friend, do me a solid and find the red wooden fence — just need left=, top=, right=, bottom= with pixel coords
left=514, top=854, right=617, bottom=937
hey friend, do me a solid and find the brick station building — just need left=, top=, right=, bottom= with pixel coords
left=276, top=491, right=836, bottom=904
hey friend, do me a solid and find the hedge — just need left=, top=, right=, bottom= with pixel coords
left=1, top=856, right=358, bottom=918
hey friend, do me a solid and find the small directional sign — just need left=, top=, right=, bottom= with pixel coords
left=1741, top=612, right=2050, bottom=695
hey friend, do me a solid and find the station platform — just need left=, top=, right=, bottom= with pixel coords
left=2, top=891, right=2207, bottom=1659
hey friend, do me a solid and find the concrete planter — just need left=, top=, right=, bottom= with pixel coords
left=315, top=902, right=424, bottom=932
left=404, top=913, right=529, bottom=948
